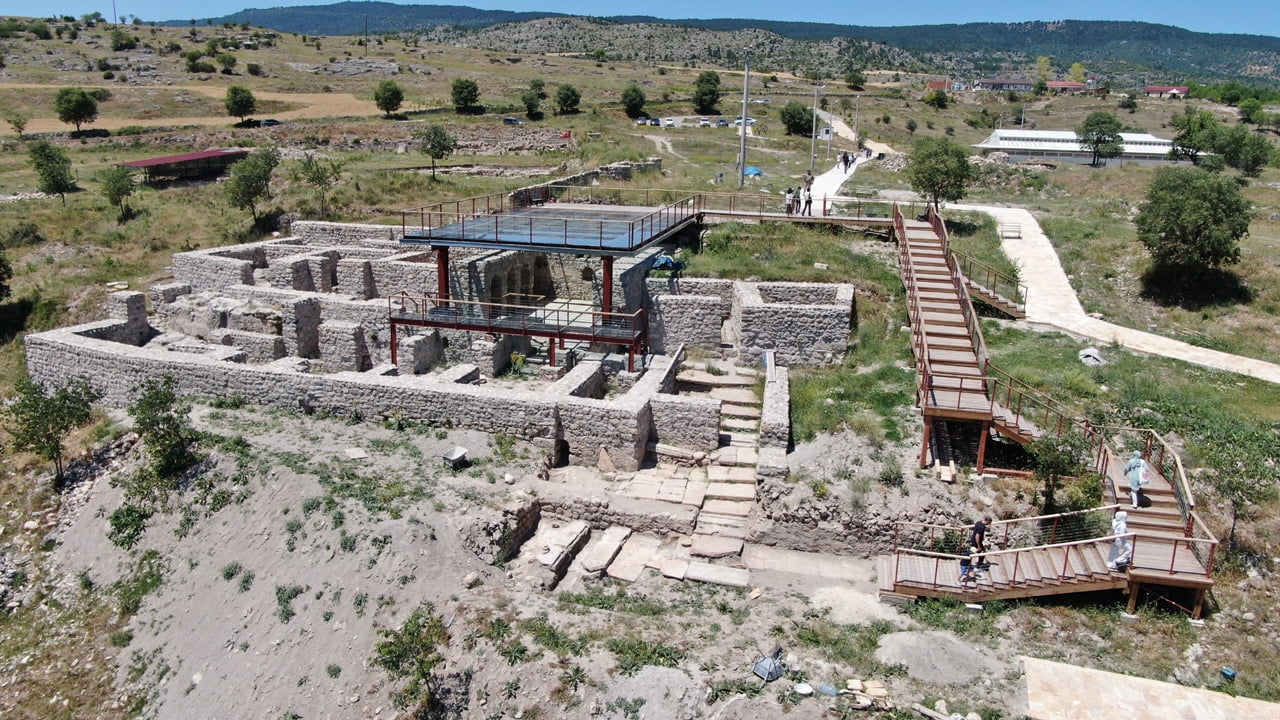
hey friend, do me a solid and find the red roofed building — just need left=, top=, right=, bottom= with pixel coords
left=1046, top=81, right=1087, bottom=94
left=1144, top=86, right=1190, bottom=98
left=926, top=81, right=949, bottom=91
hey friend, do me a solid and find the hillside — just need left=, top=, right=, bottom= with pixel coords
left=182, top=3, right=1280, bottom=86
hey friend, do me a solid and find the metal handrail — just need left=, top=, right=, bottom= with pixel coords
left=951, top=250, right=1028, bottom=312
left=387, top=291, right=645, bottom=339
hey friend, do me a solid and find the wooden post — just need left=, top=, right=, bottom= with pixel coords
left=1127, top=581, right=1140, bottom=613
left=976, top=421, right=990, bottom=472
left=919, top=421, right=932, bottom=468
left=390, top=323, right=398, bottom=365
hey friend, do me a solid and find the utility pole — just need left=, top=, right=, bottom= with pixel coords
left=737, top=51, right=752, bottom=188
left=809, top=81, right=825, bottom=172
left=364, top=15, right=369, bottom=57
left=853, top=94, right=861, bottom=151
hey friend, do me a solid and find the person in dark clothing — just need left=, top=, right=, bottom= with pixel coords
left=958, top=546, right=979, bottom=586
left=970, top=516, right=992, bottom=554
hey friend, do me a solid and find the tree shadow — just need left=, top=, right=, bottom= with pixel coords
left=1140, top=263, right=1253, bottom=310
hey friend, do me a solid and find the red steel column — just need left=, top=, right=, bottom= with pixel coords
left=435, top=246, right=450, bottom=306
left=601, top=255, right=614, bottom=312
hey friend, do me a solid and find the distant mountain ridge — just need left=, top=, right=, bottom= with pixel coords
left=174, top=3, right=1280, bottom=86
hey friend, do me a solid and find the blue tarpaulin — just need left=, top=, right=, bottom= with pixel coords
left=744, top=166, right=765, bottom=176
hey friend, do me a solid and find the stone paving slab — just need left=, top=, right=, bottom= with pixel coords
left=706, top=482, right=756, bottom=501
left=685, top=562, right=751, bottom=588
left=729, top=448, right=757, bottom=466
left=695, top=522, right=750, bottom=539
left=720, top=403, right=762, bottom=419
left=626, top=479, right=662, bottom=501
left=533, top=520, right=591, bottom=572
left=707, top=466, right=757, bottom=483
left=657, top=559, right=690, bottom=580
left=725, top=431, right=759, bottom=447
left=701, top=499, right=753, bottom=516
left=740, top=544, right=870, bottom=583
left=577, top=525, right=633, bottom=575
left=691, top=535, right=745, bottom=558
left=682, top=480, right=708, bottom=507
left=677, top=370, right=756, bottom=386
left=722, top=417, right=760, bottom=432
left=607, top=535, right=662, bottom=583
left=709, top=387, right=761, bottom=405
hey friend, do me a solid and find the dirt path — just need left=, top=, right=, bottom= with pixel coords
left=643, top=133, right=685, bottom=159
left=1, top=82, right=377, bottom=133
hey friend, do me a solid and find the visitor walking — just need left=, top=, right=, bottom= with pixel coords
left=784, top=188, right=794, bottom=215
left=1124, top=450, right=1148, bottom=508
left=958, top=546, right=979, bottom=586
left=801, top=188, right=813, bottom=216
left=969, top=516, right=992, bottom=554
left=1107, top=511, right=1132, bottom=570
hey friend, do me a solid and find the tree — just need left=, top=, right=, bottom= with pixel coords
left=692, top=70, right=721, bottom=115
left=293, top=154, right=344, bottom=217
left=1034, top=56, right=1052, bottom=81
left=28, top=140, right=76, bottom=205
left=922, top=89, right=948, bottom=109
left=129, top=375, right=200, bottom=479
left=5, top=112, right=26, bottom=137
left=905, top=137, right=975, bottom=211
left=554, top=84, right=581, bottom=115
left=54, top=87, right=98, bottom=132
left=374, top=79, right=404, bottom=117
left=1, top=375, right=101, bottom=483
left=520, top=89, right=541, bottom=120
left=843, top=71, right=866, bottom=91
left=778, top=101, right=813, bottom=136
left=224, top=85, right=256, bottom=122
left=216, top=52, right=237, bottom=74
left=1076, top=111, right=1124, bottom=166
left=528, top=78, right=546, bottom=100
left=1201, top=429, right=1279, bottom=551
left=1170, top=108, right=1223, bottom=163
left=621, top=84, right=646, bottom=119
left=1116, top=95, right=1138, bottom=114
left=1238, top=98, right=1263, bottom=124
left=1136, top=168, right=1250, bottom=272
left=1218, top=125, right=1274, bottom=177
left=223, top=146, right=281, bottom=221
left=1033, top=78, right=1048, bottom=96
left=416, top=125, right=457, bottom=177
left=450, top=78, right=479, bottom=113
left=1027, top=432, right=1092, bottom=513
left=99, top=165, right=135, bottom=220
left=1067, top=62, right=1087, bottom=84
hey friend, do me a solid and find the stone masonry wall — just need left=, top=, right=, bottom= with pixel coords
left=730, top=282, right=854, bottom=366
left=646, top=294, right=722, bottom=355
left=759, top=366, right=791, bottom=450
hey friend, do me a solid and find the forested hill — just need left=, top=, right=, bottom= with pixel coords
left=184, top=1, right=564, bottom=35
left=177, top=4, right=1280, bottom=85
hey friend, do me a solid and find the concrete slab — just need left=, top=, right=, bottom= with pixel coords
left=682, top=481, right=708, bottom=507
left=685, top=562, right=751, bottom=588
left=607, top=534, right=662, bottom=583
left=1023, top=656, right=1280, bottom=720
left=691, top=535, right=745, bottom=558
left=701, top=499, right=753, bottom=516
left=577, top=525, right=632, bottom=575
left=709, top=387, right=761, bottom=405
left=706, top=482, right=756, bottom=501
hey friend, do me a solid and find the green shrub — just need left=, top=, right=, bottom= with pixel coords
left=275, top=584, right=305, bottom=622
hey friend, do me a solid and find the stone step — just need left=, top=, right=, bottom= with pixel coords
left=576, top=525, right=633, bottom=576
left=705, top=482, right=757, bottom=502
left=722, top=431, right=759, bottom=448
left=721, top=417, right=760, bottom=432
left=694, top=522, right=750, bottom=539
left=709, top=387, right=762, bottom=405
left=677, top=370, right=756, bottom=387
left=696, top=511, right=749, bottom=529
left=690, top=535, right=745, bottom=559
left=606, top=534, right=662, bottom=583
left=701, top=499, right=754, bottom=516
left=682, top=480, right=708, bottom=507
left=707, top=465, right=758, bottom=483
left=713, top=447, right=758, bottom=467
left=685, top=561, right=751, bottom=588
left=720, top=403, right=762, bottom=419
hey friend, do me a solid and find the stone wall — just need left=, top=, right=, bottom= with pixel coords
left=539, top=490, right=697, bottom=536
left=647, top=294, right=723, bottom=354
left=291, top=221, right=400, bottom=245
left=730, top=282, right=855, bottom=366
left=759, top=366, right=791, bottom=450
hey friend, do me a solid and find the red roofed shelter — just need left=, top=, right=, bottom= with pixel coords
left=118, top=149, right=249, bottom=182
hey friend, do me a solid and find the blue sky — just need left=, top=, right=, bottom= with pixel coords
left=32, top=0, right=1280, bottom=36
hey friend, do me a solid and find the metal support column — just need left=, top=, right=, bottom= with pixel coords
left=390, top=322, right=398, bottom=365
left=601, top=255, right=614, bottom=312
left=435, top=246, right=450, bottom=306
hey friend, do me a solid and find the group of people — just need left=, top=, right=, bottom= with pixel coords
left=839, top=150, right=853, bottom=173
left=959, top=451, right=1154, bottom=584
left=783, top=172, right=816, bottom=216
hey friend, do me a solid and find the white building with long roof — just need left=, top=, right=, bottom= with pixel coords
left=973, top=129, right=1183, bottom=166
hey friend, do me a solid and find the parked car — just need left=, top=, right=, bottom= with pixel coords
left=636, top=117, right=649, bottom=125
left=502, top=116, right=525, bottom=125
left=648, top=118, right=661, bottom=126
left=260, top=118, right=282, bottom=127
left=698, top=117, right=711, bottom=127
left=733, top=117, right=757, bottom=126
left=663, top=117, right=676, bottom=127
left=715, top=118, right=730, bottom=127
